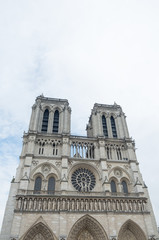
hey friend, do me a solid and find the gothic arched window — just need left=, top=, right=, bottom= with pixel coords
left=41, top=109, right=49, bottom=132
left=34, top=176, right=42, bottom=194
left=48, top=177, right=55, bottom=194
left=122, top=180, right=128, bottom=194
left=53, top=110, right=59, bottom=133
left=111, top=180, right=117, bottom=193
left=102, top=115, right=108, bottom=137
left=110, top=116, right=117, bottom=138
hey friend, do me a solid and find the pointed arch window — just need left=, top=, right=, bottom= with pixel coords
left=110, top=116, right=117, bottom=138
left=34, top=176, right=42, bottom=194
left=41, top=109, right=49, bottom=132
left=48, top=177, right=55, bottom=194
left=102, top=115, right=108, bottom=137
left=111, top=180, right=117, bottom=193
left=122, top=180, right=128, bottom=194
left=53, top=110, right=59, bottom=133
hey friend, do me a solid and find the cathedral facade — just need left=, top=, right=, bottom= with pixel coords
left=0, top=95, right=158, bottom=240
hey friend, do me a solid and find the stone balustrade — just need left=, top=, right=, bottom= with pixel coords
left=70, top=140, right=95, bottom=159
left=15, top=195, right=148, bottom=213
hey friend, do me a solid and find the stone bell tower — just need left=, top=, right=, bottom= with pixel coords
left=0, top=96, right=158, bottom=240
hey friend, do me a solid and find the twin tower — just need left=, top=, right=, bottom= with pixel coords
left=0, top=95, right=158, bottom=240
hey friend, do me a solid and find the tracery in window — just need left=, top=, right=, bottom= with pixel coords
left=111, top=180, right=117, bottom=193
left=48, top=177, right=55, bottom=194
left=41, top=109, right=49, bottom=132
left=34, top=176, right=42, bottom=194
left=102, top=115, right=108, bottom=137
left=110, top=116, right=117, bottom=138
left=53, top=110, right=59, bottom=133
left=71, top=168, right=96, bottom=192
left=122, top=180, right=128, bottom=194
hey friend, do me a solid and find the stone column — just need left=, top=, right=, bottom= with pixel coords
left=63, top=104, right=71, bottom=134
left=97, top=113, right=103, bottom=136
left=107, top=117, right=112, bottom=138
left=61, top=137, right=70, bottom=191
left=33, top=100, right=41, bottom=131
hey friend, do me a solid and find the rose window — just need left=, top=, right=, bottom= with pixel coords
left=71, top=168, right=96, bottom=192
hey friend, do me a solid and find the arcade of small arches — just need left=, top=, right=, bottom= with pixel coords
left=19, top=216, right=147, bottom=240
left=35, top=137, right=128, bottom=162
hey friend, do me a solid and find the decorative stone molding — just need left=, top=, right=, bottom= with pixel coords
left=41, top=164, right=51, bottom=174
left=71, top=168, right=96, bottom=192
left=124, top=164, right=129, bottom=170
left=67, top=215, right=108, bottom=240
left=55, top=161, right=61, bottom=167
left=36, top=138, right=61, bottom=146
left=114, top=168, right=122, bottom=178
left=110, top=236, right=117, bottom=240
left=107, top=164, right=112, bottom=169
left=15, top=195, right=148, bottom=213
left=21, top=172, right=29, bottom=181
left=95, top=162, right=100, bottom=168
left=61, top=174, right=67, bottom=182
left=28, top=136, right=36, bottom=143
left=118, top=219, right=147, bottom=240
left=135, top=177, right=142, bottom=186
left=63, top=138, right=69, bottom=144
left=32, top=160, right=39, bottom=166
left=68, top=159, right=73, bottom=166
left=149, top=236, right=156, bottom=240
left=103, top=176, right=109, bottom=184
left=59, top=236, right=67, bottom=240
left=22, top=222, right=55, bottom=240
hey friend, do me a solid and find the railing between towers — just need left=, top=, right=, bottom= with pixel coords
left=70, top=139, right=95, bottom=159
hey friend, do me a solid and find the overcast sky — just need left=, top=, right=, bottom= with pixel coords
left=0, top=0, right=159, bottom=231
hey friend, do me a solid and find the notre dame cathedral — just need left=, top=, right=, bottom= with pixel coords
left=0, top=95, right=158, bottom=240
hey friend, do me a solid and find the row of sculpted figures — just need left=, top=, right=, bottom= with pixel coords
left=16, top=196, right=147, bottom=213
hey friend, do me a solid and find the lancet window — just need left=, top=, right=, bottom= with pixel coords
left=34, top=176, right=42, bottom=194
left=41, top=109, right=49, bottom=132
left=53, top=110, right=59, bottom=133
left=48, top=177, right=55, bottom=194
left=102, top=115, right=108, bottom=137
left=110, top=116, right=117, bottom=138
left=111, top=180, right=117, bottom=193
left=122, top=180, right=128, bottom=194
